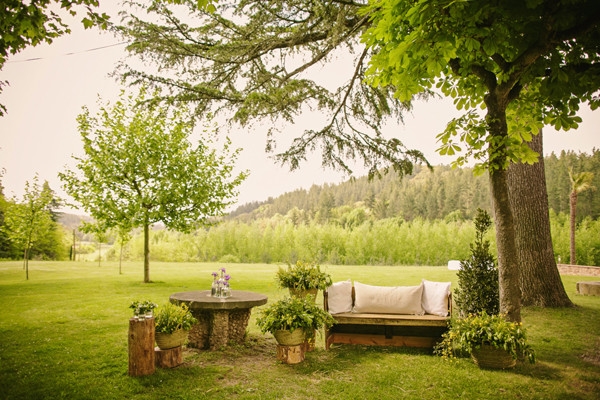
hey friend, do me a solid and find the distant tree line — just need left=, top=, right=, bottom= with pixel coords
left=229, top=150, right=600, bottom=224
left=1, top=151, right=598, bottom=266
left=104, top=211, right=599, bottom=267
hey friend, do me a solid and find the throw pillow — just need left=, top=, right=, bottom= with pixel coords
left=421, top=279, right=451, bottom=317
left=327, top=279, right=353, bottom=314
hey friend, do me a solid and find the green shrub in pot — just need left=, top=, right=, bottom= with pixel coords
left=276, top=261, right=332, bottom=292
left=257, top=296, right=334, bottom=345
left=434, top=312, right=535, bottom=368
left=155, top=302, right=197, bottom=334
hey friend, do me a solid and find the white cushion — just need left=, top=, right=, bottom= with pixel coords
left=327, top=279, right=353, bottom=314
left=421, top=279, right=451, bottom=317
left=353, top=282, right=424, bottom=315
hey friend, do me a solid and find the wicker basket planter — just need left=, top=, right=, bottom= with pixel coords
left=471, top=344, right=516, bottom=369
left=289, top=288, right=318, bottom=302
left=155, top=329, right=188, bottom=350
left=273, top=329, right=306, bottom=346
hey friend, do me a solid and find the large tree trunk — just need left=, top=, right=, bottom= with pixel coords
left=507, top=130, right=573, bottom=307
left=144, top=219, right=150, bottom=283
left=489, top=168, right=522, bottom=322
left=485, top=96, right=521, bottom=323
left=570, top=191, right=577, bottom=265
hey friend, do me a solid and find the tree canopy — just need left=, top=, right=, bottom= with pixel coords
left=0, top=0, right=110, bottom=116
left=116, top=0, right=428, bottom=178
left=60, top=88, right=247, bottom=282
left=364, top=0, right=600, bottom=173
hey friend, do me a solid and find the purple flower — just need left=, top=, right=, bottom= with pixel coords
left=211, top=272, right=218, bottom=277
left=220, top=268, right=226, bottom=273
left=225, top=274, right=231, bottom=281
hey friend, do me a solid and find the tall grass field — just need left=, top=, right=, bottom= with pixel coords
left=0, top=261, right=598, bottom=399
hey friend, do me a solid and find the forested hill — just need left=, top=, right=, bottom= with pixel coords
left=229, top=150, right=600, bottom=223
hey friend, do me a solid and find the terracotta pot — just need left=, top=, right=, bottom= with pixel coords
left=273, top=329, right=306, bottom=346
left=471, top=344, right=516, bottom=369
left=155, top=329, right=188, bottom=350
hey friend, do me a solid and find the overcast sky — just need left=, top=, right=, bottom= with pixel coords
left=1, top=2, right=598, bottom=213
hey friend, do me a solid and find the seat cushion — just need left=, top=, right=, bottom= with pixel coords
left=353, top=282, right=424, bottom=315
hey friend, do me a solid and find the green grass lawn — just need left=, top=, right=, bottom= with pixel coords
left=0, top=261, right=598, bottom=399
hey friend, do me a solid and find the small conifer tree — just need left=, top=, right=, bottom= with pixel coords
left=454, top=209, right=500, bottom=316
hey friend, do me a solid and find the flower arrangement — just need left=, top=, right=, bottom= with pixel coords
left=211, top=267, right=231, bottom=298
left=154, top=302, right=197, bottom=334
left=434, top=312, right=535, bottom=364
left=256, top=296, right=335, bottom=335
left=276, top=261, right=332, bottom=291
left=129, top=300, right=157, bottom=320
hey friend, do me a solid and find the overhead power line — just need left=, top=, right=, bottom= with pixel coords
left=7, top=42, right=128, bottom=64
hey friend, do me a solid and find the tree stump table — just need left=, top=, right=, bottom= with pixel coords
left=577, top=281, right=600, bottom=296
left=170, top=290, right=268, bottom=350
left=128, top=317, right=155, bottom=376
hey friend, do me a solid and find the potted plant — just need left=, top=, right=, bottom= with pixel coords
left=257, top=296, right=335, bottom=346
left=435, top=312, right=535, bottom=369
left=129, top=300, right=158, bottom=320
left=154, top=302, right=197, bottom=350
left=276, top=261, right=333, bottom=300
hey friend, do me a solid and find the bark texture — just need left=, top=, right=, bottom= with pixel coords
left=489, top=168, right=522, bottom=322
left=155, top=346, right=183, bottom=368
left=507, top=130, right=573, bottom=307
left=276, top=344, right=305, bottom=364
left=128, top=317, right=155, bottom=376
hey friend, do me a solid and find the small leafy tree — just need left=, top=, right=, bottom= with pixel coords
left=80, top=223, right=108, bottom=268
left=454, top=209, right=499, bottom=316
left=60, top=88, right=247, bottom=283
left=115, top=226, right=132, bottom=275
left=3, top=176, right=57, bottom=279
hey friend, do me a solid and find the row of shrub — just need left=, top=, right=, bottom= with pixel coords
left=103, top=212, right=600, bottom=266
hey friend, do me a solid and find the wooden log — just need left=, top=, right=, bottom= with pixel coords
left=276, top=344, right=305, bottom=364
left=128, top=317, right=155, bottom=376
left=154, top=346, right=183, bottom=368
left=577, top=281, right=600, bottom=296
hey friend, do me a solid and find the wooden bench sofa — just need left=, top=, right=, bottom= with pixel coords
left=324, top=283, right=452, bottom=349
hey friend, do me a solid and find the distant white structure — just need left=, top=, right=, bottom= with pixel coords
left=447, top=260, right=461, bottom=270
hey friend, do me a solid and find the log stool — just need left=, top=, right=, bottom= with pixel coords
left=155, top=346, right=183, bottom=368
left=276, top=344, right=305, bottom=364
left=128, top=317, right=155, bottom=376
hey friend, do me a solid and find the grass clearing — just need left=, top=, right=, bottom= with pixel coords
left=0, top=261, right=598, bottom=399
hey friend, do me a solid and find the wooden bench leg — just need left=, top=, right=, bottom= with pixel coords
left=325, top=330, right=334, bottom=350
